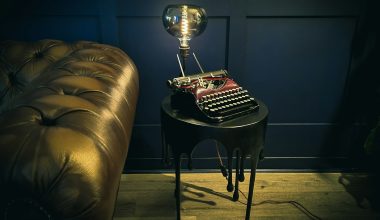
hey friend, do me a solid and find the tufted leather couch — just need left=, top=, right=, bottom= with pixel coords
left=0, top=40, right=139, bottom=220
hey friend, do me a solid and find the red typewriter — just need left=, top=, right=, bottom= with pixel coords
left=167, top=69, right=259, bottom=122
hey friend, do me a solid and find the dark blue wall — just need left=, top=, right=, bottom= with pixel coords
left=1, top=0, right=376, bottom=170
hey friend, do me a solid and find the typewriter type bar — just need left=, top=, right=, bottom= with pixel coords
left=168, top=70, right=228, bottom=89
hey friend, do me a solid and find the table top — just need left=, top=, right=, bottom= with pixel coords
left=161, top=95, right=269, bottom=129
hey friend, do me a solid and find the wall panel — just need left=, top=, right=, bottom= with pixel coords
left=122, top=0, right=363, bottom=171
left=0, top=16, right=100, bottom=42
left=0, top=0, right=98, bottom=16
left=0, top=0, right=368, bottom=171
left=28, top=16, right=100, bottom=41
left=244, top=17, right=356, bottom=123
left=244, top=0, right=361, bottom=16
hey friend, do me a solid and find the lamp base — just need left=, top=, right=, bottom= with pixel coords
left=178, top=46, right=190, bottom=77
left=179, top=46, right=190, bottom=58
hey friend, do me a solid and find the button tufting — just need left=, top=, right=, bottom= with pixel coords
left=34, top=51, right=43, bottom=58
left=59, top=90, right=76, bottom=96
left=40, top=117, right=56, bottom=126
left=8, top=72, right=17, bottom=85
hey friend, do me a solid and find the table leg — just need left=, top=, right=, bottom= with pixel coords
left=233, top=150, right=240, bottom=201
left=245, top=151, right=259, bottom=220
left=227, top=152, right=233, bottom=192
left=239, top=155, right=246, bottom=182
left=175, top=156, right=182, bottom=220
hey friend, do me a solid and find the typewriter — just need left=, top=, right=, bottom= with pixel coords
left=167, top=69, right=259, bottom=122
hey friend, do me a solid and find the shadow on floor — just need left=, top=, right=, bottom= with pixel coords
left=339, top=172, right=380, bottom=212
left=182, top=180, right=231, bottom=206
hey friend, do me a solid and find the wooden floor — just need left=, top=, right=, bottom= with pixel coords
left=114, top=172, right=380, bottom=220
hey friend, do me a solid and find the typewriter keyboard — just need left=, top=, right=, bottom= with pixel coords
left=197, top=87, right=259, bottom=121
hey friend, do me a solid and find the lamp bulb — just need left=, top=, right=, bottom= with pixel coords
left=162, top=4, right=207, bottom=49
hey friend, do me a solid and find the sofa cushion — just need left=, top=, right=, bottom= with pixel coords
left=0, top=40, right=139, bottom=220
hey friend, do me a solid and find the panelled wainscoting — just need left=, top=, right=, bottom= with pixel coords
left=0, top=0, right=374, bottom=170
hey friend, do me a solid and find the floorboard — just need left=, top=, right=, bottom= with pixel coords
left=114, top=173, right=380, bottom=219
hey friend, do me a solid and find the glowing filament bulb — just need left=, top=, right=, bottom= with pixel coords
left=162, top=4, right=207, bottom=49
left=181, top=5, right=189, bottom=47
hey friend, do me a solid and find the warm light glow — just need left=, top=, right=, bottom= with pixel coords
left=162, top=4, right=207, bottom=49
left=181, top=5, right=189, bottom=47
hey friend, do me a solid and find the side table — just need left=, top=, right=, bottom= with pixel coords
left=161, top=95, right=268, bottom=220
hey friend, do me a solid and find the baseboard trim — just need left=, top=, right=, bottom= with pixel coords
left=124, top=157, right=365, bottom=172
left=123, top=168, right=365, bottom=174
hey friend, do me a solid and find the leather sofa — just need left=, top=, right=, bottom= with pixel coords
left=0, top=40, right=139, bottom=219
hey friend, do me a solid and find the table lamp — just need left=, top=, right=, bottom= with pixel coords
left=162, top=4, right=207, bottom=76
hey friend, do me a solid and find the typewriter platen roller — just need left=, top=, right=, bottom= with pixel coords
left=167, top=70, right=259, bottom=122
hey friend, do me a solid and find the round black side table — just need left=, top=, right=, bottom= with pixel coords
left=160, top=95, right=268, bottom=220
